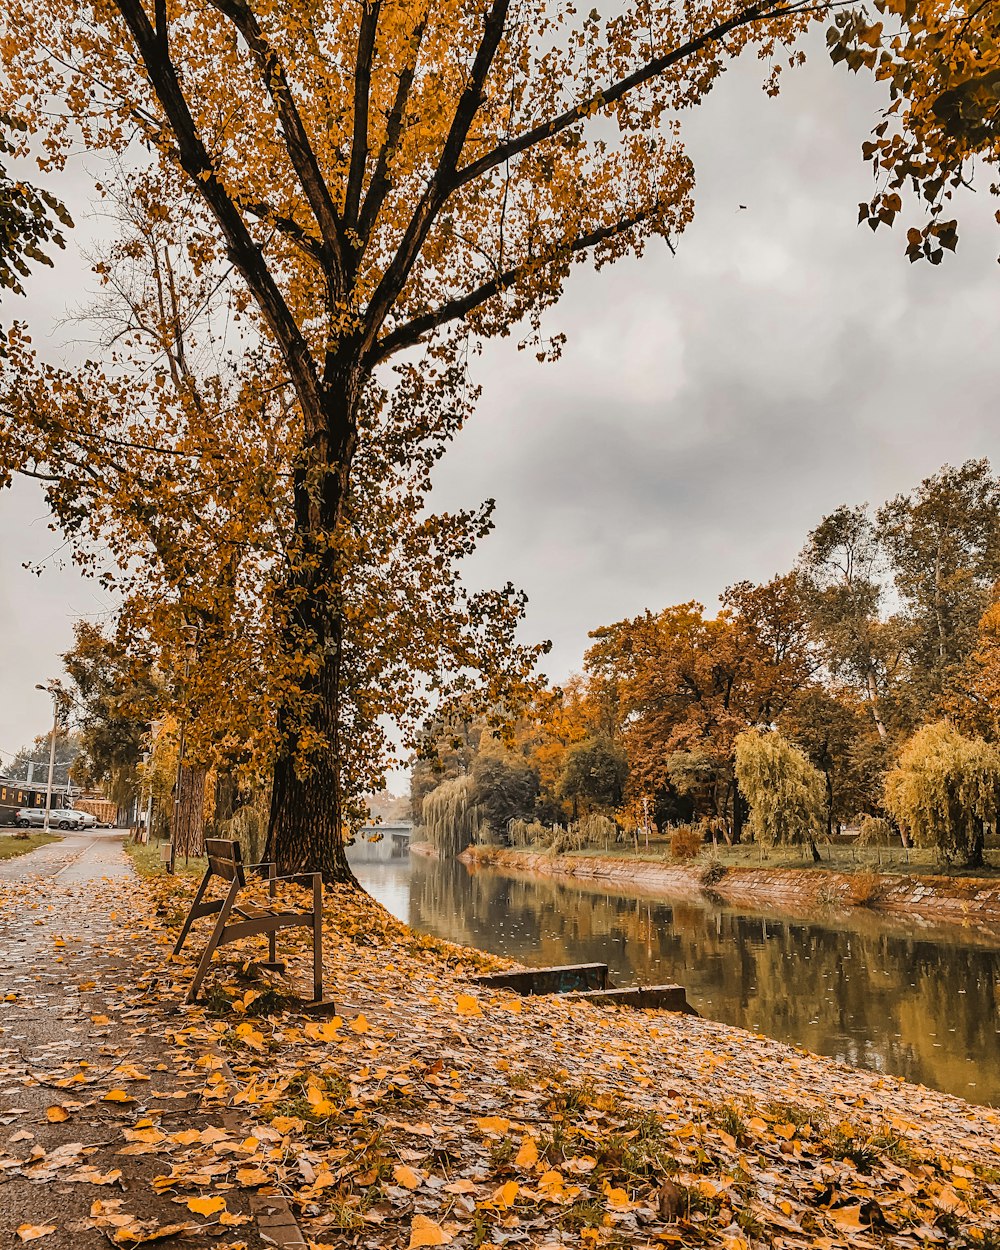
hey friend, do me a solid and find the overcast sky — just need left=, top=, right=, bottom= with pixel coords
left=2, top=35, right=999, bottom=771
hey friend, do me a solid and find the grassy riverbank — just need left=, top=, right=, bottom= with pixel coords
left=492, top=839, right=1000, bottom=877
left=462, top=844, right=1000, bottom=937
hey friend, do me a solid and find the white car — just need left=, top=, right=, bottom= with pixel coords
left=71, top=810, right=98, bottom=829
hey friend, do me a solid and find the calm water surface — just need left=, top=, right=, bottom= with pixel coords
left=348, top=847, right=1000, bottom=1106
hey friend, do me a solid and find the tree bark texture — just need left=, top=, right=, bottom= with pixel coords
left=265, top=372, right=360, bottom=886
left=175, top=765, right=208, bottom=858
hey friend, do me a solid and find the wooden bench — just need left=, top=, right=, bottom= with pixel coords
left=172, top=838, right=323, bottom=1004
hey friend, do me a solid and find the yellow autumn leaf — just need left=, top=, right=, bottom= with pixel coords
left=605, top=1185, right=631, bottom=1210
left=455, top=994, right=482, bottom=1016
left=16, top=1227, right=56, bottom=1243
left=305, top=1017, right=343, bottom=1041
left=349, top=1013, right=370, bottom=1034
left=515, top=1135, right=538, bottom=1168
left=393, top=1164, right=422, bottom=1189
left=186, top=1196, right=227, bottom=1217
left=234, top=1022, right=265, bottom=1051
left=493, top=1180, right=519, bottom=1208
left=539, top=1170, right=566, bottom=1199
left=408, top=1214, right=452, bottom=1248
left=443, top=1179, right=477, bottom=1194
left=102, top=1090, right=133, bottom=1103
left=475, top=1116, right=510, bottom=1135
left=45, top=1104, right=69, bottom=1122
left=90, top=1014, right=110, bottom=1025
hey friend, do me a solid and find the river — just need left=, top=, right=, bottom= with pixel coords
left=348, top=845, right=1000, bottom=1107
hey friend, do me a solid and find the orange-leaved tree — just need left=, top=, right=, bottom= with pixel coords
left=829, top=0, right=1000, bottom=262
left=1, top=0, right=824, bottom=879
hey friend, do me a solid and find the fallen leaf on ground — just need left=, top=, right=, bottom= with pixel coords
left=408, top=1214, right=452, bottom=1248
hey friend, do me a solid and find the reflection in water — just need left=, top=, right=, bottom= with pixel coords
left=349, top=850, right=1000, bottom=1107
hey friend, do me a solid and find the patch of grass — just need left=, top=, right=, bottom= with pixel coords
left=558, top=1198, right=607, bottom=1233
left=765, top=1100, right=820, bottom=1132
left=591, top=1110, right=679, bottom=1185
left=270, top=1070, right=351, bottom=1125
left=823, top=1123, right=913, bottom=1172
left=712, top=1101, right=750, bottom=1145
left=0, top=831, right=61, bottom=860
left=124, top=837, right=206, bottom=878
left=488, top=1136, right=516, bottom=1170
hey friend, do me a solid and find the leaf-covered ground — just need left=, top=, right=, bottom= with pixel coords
left=2, top=866, right=999, bottom=1250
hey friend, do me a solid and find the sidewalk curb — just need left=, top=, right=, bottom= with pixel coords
left=215, top=1052, right=309, bottom=1250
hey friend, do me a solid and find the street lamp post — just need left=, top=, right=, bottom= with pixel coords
left=168, top=626, right=199, bottom=874
left=34, top=682, right=61, bottom=834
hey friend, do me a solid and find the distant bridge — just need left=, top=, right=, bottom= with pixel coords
left=347, top=823, right=413, bottom=863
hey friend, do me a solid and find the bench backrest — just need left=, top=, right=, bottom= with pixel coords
left=204, top=838, right=246, bottom=887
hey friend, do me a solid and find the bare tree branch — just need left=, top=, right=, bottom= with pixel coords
left=359, top=0, right=511, bottom=357
left=367, top=205, right=664, bottom=363
left=345, top=0, right=382, bottom=234
left=206, top=0, right=348, bottom=292
left=450, top=0, right=812, bottom=194
left=110, top=0, right=326, bottom=429
left=357, top=8, right=428, bottom=245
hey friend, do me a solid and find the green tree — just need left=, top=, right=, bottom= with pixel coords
left=779, top=686, right=887, bottom=834
left=878, top=460, right=1000, bottom=713
left=421, top=774, right=480, bottom=857
left=734, top=728, right=827, bottom=857
left=559, top=737, right=628, bottom=816
left=884, top=721, right=998, bottom=868
left=471, top=751, right=540, bottom=842
left=798, top=504, right=903, bottom=740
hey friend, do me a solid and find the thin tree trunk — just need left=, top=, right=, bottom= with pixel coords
left=866, top=670, right=888, bottom=740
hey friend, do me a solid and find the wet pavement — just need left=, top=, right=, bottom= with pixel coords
left=0, top=828, right=132, bottom=883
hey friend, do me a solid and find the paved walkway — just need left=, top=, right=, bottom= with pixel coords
left=0, top=829, right=267, bottom=1249
left=0, top=827, right=132, bottom=883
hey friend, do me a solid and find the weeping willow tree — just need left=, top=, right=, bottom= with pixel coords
left=884, top=722, right=998, bottom=868
left=421, top=775, right=482, bottom=857
left=734, top=728, right=827, bottom=859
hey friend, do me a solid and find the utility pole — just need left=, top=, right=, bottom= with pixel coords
left=169, top=626, right=199, bottom=874
left=34, top=681, right=62, bottom=833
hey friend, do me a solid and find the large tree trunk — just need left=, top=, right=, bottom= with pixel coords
left=175, top=765, right=208, bottom=858
left=265, top=369, right=361, bottom=885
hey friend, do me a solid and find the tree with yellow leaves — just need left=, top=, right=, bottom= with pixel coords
left=0, top=0, right=825, bottom=879
left=884, top=721, right=999, bottom=867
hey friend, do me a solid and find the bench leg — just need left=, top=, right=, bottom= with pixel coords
left=312, top=876, right=323, bottom=1002
left=173, top=872, right=211, bottom=957
left=188, top=880, right=239, bottom=1003
left=268, top=866, right=277, bottom=966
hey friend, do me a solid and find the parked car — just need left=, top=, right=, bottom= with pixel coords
left=15, top=807, right=85, bottom=830
left=72, top=810, right=98, bottom=829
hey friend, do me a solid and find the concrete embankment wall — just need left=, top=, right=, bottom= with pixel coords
left=460, top=846, right=1000, bottom=937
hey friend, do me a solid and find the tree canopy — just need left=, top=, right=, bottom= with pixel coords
left=0, top=0, right=827, bottom=879
left=884, top=721, right=999, bottom=867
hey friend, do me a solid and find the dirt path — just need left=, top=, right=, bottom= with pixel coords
left=0, top=833, right=269, bottom=1250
